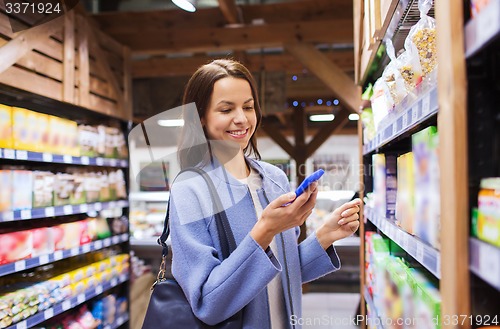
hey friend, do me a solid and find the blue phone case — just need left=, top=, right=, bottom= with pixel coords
left=294, top=169, right=325, bottom=198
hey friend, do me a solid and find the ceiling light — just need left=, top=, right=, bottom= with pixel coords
left=309, top=114, right=335, bottom=122
left=349, top=113, right=360, bottom=121
left=158, top=119, right=185, bottom=127
left=172, top=0, right=196, bottom=12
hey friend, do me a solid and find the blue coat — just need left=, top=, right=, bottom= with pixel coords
left=169, top=157, right=341, bottom=328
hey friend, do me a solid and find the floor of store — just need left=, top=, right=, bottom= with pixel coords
left=302, top=292, right=360, bottom=329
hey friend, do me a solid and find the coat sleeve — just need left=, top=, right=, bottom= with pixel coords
left=169, top=172, right=281, bottom=325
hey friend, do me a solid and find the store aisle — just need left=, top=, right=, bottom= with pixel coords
left=302, top=293, right=360, bottom=329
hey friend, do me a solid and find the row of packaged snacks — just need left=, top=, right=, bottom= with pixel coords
left=0, top=169, right=126, bottom=212
left=0, top=216, right=126, bottom=266
left=0, top=253, right=129, bottom=328
left=368, top=126, right=440, bottom=250
left=365, top=232, right=441, bottom=329
left=0, top=105, right=128, bottom=159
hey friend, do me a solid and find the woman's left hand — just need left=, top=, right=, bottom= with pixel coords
left=316, top=198, right=361, bottom=249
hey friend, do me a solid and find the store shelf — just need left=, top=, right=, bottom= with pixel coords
left=6, top=273, right=129, bottom=329
left=363, top=86, right=438, bottom=155
left=364, top=207, right=441, bottom=279
left=465, top=0, right=500, bottom=58
left=363, top=287, right=384, bottom=329
left=0, top=233, right=129, bottom=278
left=0, top=200, right=129, bottom=222
left=469, top=238, right=500, bottom=291
left=0, top=148, right=128, bottom=168
left=129, top=192, right=169, bottom=202
left=104, top=313, right=129, bottom=329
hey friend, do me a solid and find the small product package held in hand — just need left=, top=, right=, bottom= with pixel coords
left=405, top=0, right=437, bottom=79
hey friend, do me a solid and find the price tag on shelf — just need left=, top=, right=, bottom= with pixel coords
left=71, top=247, right=79, bottom=256
left=422, top=94, right=431, bottom=115
left=479, top=244, right=500, bottom=285
left=403, top=234, right=409, bottom=251
left=95, top=285, right=103, bottom=295
left=94, top=240, right=103, bottom=249
left=112, top=236, right=119, bottom=244
left=39, top=254, right=50, bottom=265
left=54, top=250, right=63, bottom=261
left=402, top=112, right=409, bottom=128
left=77, top=294, right=85, bottom=304
left=103, top=238, right=111, bottom=247
left=110, top=159, right=117, bottom=166
left=109, top=201, right=117, bottom=209
left=20, top=209, right=31, bottom=220
left=44, top=308, right=54, bottom=319
left=121, top=233, right=128, bottom=241
left=111, top=278, right=118, bottom=286
left=4, top=149, right=15, bottom=159
left=63, top=155, right=73, bottom=164
left=397, top=230, right=404, bottom=245
left=16, top=150, right=28, bottom=160
left=16, top=321, right=27, bottom=329
left=436, top=254, right=441, bottom=278
left=63, top=205, right=73, bottom=215
left=392, top=122, right=397, bottom=136
left=81, top=156, right=90, bottom=165
left=45, top=207, right=55, bottom=217
left=62, top=300, right=71, bottom=311
left=43, top=152, right=53, bottom=162
left=120, top=160, right=127, bottom=167
left=82, top=244, right=91, bottom=253
left=416, top=243, right=424, bottom=263
left=94, top=202, right=102, bottom=211
left=411, top=106, right=419, bottom=123
left=79, top=204, right=89, bottom=213
left=96, top=157, right=104, bottom=166
left=15, top=260, right=26, bottom=272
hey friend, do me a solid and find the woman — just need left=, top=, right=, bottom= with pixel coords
left=169, top=59, right=361, bottom=328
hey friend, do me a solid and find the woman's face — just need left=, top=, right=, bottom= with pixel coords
left=202, top=77, right=257, bottom=151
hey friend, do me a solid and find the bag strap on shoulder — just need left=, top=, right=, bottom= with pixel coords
left=158, top=167, right=237, bottom=260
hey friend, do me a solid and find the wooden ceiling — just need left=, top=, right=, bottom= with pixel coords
left=90, top=0, right=359, bottom=137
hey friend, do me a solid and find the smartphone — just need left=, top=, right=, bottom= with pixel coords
left=295, top=169, right=325, bottom=198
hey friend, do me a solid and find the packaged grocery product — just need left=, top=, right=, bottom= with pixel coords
left=412, top=126, right=440, bottom=249
left=372, top=154, right=387, bottom=217
left=53, top=173, right=74, bottom=206
left=11, top=170, right=33, bottom=210
left=382, top=39, right=408, bottom=105
left=371, top=79, right=393, bottom=131
left=12, top=107, right=32, bottom=151
left=0, top=104, right=12, bottom=149
left=32, top=171, right=54, bottom=208
left=477, top=177, right=500, bottom=247
left=386, top=155, right=397, bottom=219
left=31, top=227, right=55, bottom=257
left=405, top=0, right=437, bottom=77
left=396, top=152, right=416, bottom=234
left=0, top=170, right=12, bottom=212
left=36, top=113, right=50, bottom=153
left=78, top=125, right=98, bottom=157
left=471, top=0, right=491, bottom=17
left=396, top=49, right=424, bottom=93
left=0, top=231, right=32, bottom=265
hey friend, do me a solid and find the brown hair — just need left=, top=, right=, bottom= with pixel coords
left=178, top=59, right=262, bottom=169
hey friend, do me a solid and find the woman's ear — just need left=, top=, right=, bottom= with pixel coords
left=200, top=117, right=205, bottom=127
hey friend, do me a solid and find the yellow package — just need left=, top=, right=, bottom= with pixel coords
left=36, top=113, right=50, bottom=153
left=69, top=268, right=86, bottom=284
left=12, top=107, right=32, bottom=151
left=0, top=104, right=13, bottom=149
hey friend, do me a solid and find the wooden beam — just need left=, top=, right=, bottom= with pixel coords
left=63, top=10, right=75, bottom=103
left=123, top=46, right=133, bottom=121
left=132, top=50, right=354, bottom=78
left=107, top=20, right=353, bottom=55
left=0, top=15, right=63, bottom=75
left=260, top=121, right=295, bottom=158
left=306, top=108, right=349, bottom=158
left=255, top=126, right=357, bottom=138
left=435, top=1, right=470, bottom=328
left=353, top=0, right=362, bottom=85
left=218, top=0, right=241, bottom=25
left=286, top=43, right=361, bottom=113
left=92, top=0, right=351, bottom=32
left=77, top=14, right=90, bottom=107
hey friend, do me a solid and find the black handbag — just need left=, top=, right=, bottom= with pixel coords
left=142, top=167, right=243, bottom=329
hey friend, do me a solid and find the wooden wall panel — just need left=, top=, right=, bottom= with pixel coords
left=0, top=66, right=62, bottom=100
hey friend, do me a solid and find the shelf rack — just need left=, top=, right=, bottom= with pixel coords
left=469, top=238, right=500, bottom=292
left=464, top=0, right=500, bottom=58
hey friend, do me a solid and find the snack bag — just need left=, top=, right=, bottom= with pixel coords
left=405, top=0, right=437, bottom=77
left=382, top=39, right=408, bottom=105
left=396, top=48, right=423, bottom=93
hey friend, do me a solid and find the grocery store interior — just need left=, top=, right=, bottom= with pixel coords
left=0, top=0, right=499, bottom=328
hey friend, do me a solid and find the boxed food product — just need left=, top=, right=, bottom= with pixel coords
left=477, top=177, right=500, bottom=247
left=0, top=231, right=32, bottom=265
left=11, top=170, right=33, bottom=210
left=12, top=107, right=32, bottom=151
left=78, top=125, right=98, bottom=157
left=35, top=113, right=50, bottom=153
left=373, top=154, right=387, bottom=217
left=0, top=104, right=13, bottom=149
left=396, top=152, right=416, bottom=234
left=386, top=155, right=397, bottom=219
left=412, top=126, right=440, bottom=249
left=0, top=170, right=12, bottom=212
left=48, top=115, right=64, bottom=154
left=31, top=227, right=55, bottom=257
left=53, top=173, right=74, bottom=206
left=32, top=171, right=54, bottom=208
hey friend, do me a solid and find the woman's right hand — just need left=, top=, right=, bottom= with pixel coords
left=250, top=182, right=318, bottom=249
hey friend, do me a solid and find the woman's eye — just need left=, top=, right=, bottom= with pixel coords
left=220, top=109, right=231, bottom=113
left=244, top=107, right=254, bottom=111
